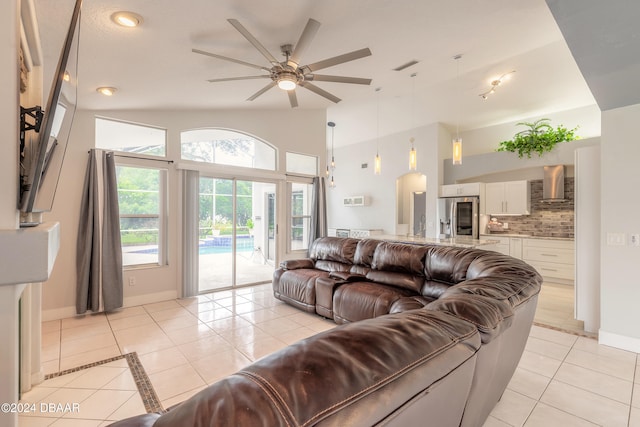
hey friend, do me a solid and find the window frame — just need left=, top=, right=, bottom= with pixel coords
left=95, top=116, right=168, bottom=159
left=287, top=178, right=314, bottom=254
left=115, top=160, right=169, bottom=269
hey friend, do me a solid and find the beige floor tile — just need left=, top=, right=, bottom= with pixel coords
left=528, top=325, right=579, bottom=347
left=159, top=385, right=207, bottom=411
left=107, top=313, right=155, bottom=332
left=113, top=323, right=174, bottom=356
left=164, top=322, right=219, bottom=346
left=633, top=383, right=640, bottom=409
left=20, top=385, right=59, bottom=405
left=555, top=362, right=633, bottom=404
left=156, top=314, right=200, bottom=332
left=517, top=349, right=563, bottom=378
left=190, top=348, right=252, bottom=383
left=101, top=358, right=130, bottom=369
left=565, top=347, right=636, bottom=381
left=105, top=306, right=147, bottom=321
left=230, top=301, right=263, bottom=315
left=61, top=323, right=112, bottom=342
left=239, top=308, right=282, bottom=324
left=60, top=314, right=108, bottom=330
left=42, top=319, right=61, bottom=334
left=42, top=359, right=61, bottom=376
left=60, top=332, right=118, bottom=358
left=59, top=345, right=122, bottom=372
left=147, top=307, right=193, bottom=322
left=137, top=347, right=189, bottom=375
left=236, top=335, right=288, bottom=362
left=507, top=367, right=552, bottom=401
left=285, top=311, right=325, bottom=326
left=216, top=324, right=274, bottom=347
left=269, top=303, right=305, bottom=316
left=177, top=335, right=233, bottom=362
left=212, top=295, right=251, bottom=308
left=102, top=369, right=138, bottom=391
left=540, top=380, right=630, bottom=427
left=147, top=364, right=206, bottom=401
left=306, top=318, right=337, bottom=333
left=524, top=402, right=599, bottom=426
left=193, top=307, right=234, bottom=323
left=482, top=415, right=512, bottom=427
left=142, top=300, right=183, bottom=313
left=252, top=317, right=302, bottom=335
left=630, top=407, right=640, bottom=427
left=489, top=389, right=537, bottom=427
left=184, top=300, right=218, bottom=314
left=205, top=315, right=255, bottom=334
left=574, top=336, right=638, bottom=361
left=38, top=387, right=96, bottom=411
left=38, top=370, right=87, bottom=389
left=63, top=389, right=136, bottom=420
left=105, top=393, right=147, bottom=421
left=64, top=366, right=129, bottom=390
left=176, top=295, right=213, bottom=307
left=18, top=416, right=61, bottom=426
left=525, top=336, right=572, bottom=361
left=278, top=326, right=317, bottom=345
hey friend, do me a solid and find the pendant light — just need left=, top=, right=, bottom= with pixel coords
left=452, top=55, right=463, bottom=165
left=408, top=73, right=417, bottom=171
left=374, top=87, right=382, bottom=175
left=328, top=121, right=336, bottom=187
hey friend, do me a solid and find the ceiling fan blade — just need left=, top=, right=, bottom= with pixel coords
left=207, top=75, right=270, bottom=83
left=247, top=81, right=277, bottom=101
left=192, top=48, right=270, bottom=71
left=299, top=82, right=341, bottom=103
left=288, top=90, right=299, bottom=108
left=227, top=19, right=279, bottom=66
left=304, top=48, right=372, bottom=72
left=306, top=74, right=372, bottom=85
left=287, top=18, right=321, bottom=69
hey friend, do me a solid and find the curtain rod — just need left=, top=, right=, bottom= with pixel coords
left=87, top=150, right=174, bottom=164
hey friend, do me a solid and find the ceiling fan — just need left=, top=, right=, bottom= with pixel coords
left=192, top=18, right=372, bottom=108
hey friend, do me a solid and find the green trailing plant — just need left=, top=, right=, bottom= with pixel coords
left=497, top=118, right=579, bottom=158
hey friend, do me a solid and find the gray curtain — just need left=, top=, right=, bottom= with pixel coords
left=76, top=150, right=123, bottom=314
left=182, top=169, right=200, bottom=298
left=308, top=176, right=328, bottom=244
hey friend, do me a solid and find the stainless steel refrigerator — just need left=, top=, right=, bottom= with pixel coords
left=437, top=196, right=479, bottom=239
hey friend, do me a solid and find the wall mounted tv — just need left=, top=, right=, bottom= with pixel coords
left=20, top=0, right=82, bottom=223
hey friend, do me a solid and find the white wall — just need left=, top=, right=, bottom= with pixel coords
left=599, top=103, right=640, bottom=352
left=327, top=122, right=447, bottom=237
left=41, top=108, right=326, bottom=319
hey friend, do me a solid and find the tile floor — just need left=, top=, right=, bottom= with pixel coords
left=20, top=282, right=640, bottom=426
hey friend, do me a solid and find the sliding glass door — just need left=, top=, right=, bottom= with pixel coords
left=197, top=177, right=276, bottom=292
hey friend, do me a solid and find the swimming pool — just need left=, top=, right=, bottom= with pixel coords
left=130, top=235, right=254, bottom=255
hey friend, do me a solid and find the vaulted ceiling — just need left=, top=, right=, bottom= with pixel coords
left=34, top=0, right=597, bottom=145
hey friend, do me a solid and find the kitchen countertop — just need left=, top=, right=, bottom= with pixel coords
left=375, top=234, right=500, bottom=248
left=480, top=233, right=574, bottom=241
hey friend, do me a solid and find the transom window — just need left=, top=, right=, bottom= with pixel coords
left=95, top=117, right=166, bottom=157
left=181, top=128, right=276, bottom=170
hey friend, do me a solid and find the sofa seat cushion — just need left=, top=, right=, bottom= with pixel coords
left=275, top=269, right=330, bottom=313
left=149, top=310, right=481, bottom=427
left=333, top=281, right=416, bottom=324
left=389, top=295, right=436, bottom=314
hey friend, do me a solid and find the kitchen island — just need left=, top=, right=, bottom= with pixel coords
left=374, top=234, right=500, bottom=249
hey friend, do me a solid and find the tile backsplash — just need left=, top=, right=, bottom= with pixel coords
left=489, top=178, right=574, bottom=238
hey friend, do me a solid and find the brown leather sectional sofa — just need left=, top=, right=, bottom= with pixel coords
left=109, top=237, right=541, bottom=427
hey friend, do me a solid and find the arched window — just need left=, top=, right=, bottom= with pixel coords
left=180, top=128, right=276, bottom=171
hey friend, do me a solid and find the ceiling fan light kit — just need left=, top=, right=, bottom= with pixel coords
left=193, top=18, right=372, bottom=107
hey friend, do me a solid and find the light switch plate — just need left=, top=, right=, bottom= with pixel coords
left=630, top=234, right=640, bottom=247
left=607, top=233, right=626, bottom=246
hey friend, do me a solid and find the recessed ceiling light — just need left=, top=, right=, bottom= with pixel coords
left=97, top=87, right=117, bottom=96
left=111, top=11, right=143, bottom=28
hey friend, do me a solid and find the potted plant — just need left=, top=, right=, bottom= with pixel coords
left=497, top=118, right=579, bottom=158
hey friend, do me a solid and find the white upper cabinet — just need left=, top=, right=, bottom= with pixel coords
left=485, top=181, right=530, bottom=215
left=439, top=182, right=483, bottom=197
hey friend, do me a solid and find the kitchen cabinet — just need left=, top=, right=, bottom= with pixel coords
left=440, top=182, right=483, bottom=197
left=485, top=181, right=530, bottom=215
left=522, top=238, right=574, bottom=282
left=483, top=235, right=522, bottom=258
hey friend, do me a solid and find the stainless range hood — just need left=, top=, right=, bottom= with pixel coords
left=542, top=165, right=565, bottom=201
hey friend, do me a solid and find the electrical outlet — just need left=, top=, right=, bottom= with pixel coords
left=128, top=276, right=136, bottom=286
left=607, top=233, right=625, bottom=246
left=502, top=222, right=509, bottom=229
left=630, top=234, right=640, bottom=247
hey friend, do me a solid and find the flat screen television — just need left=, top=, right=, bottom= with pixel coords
left=20, top=0, right=82, bottom=223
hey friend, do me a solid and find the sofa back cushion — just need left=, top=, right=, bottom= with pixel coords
left=365, top=242, right=429, bottom=292
left=349, top=238, right=381, bottom=275
left=421, top=246, right=481, bottom=299
left=308, top=237, right=359, bottom=265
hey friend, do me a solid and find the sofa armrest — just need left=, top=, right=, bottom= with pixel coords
left=329, top=271, right=369, bottom=282
left=279, top=258, right=315, bottom=270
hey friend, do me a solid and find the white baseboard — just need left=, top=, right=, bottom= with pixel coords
left=42, top=290, right=179, bottom=321
left=598, top=329, right=640, bottom=353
